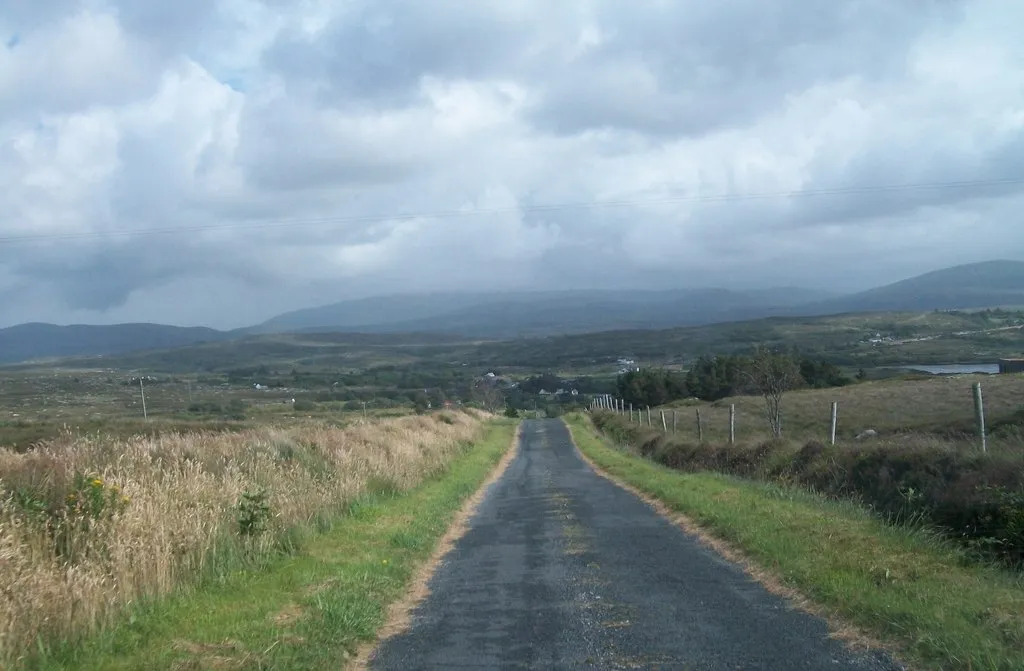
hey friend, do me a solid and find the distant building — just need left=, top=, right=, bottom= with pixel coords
left=998, top=358, right=1024, bottom=374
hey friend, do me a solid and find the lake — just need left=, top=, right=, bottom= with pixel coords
left=895, top=363, right=1001, bottom=375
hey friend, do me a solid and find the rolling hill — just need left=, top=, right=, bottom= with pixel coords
left=252, top=260, right=1024, bottom=337
left=36, top=307, right=1024, bottom=375
left=0, top=323, right=232, bottom=365
left=1, top=260, right=1021, bottom=365
left=804, top=260, right=1024, bottom=314
left=253, top=287, right=836, bottom=337
left=252, top=293, right=503, bottom=333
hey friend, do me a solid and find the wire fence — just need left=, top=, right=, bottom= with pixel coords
left=589, top=380, right=1004, bottom=454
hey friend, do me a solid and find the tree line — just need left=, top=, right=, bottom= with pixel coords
left=615, top=351, right=852, bottom=409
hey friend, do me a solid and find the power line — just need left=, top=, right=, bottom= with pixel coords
left=2, top=175, right=1021, bottom=244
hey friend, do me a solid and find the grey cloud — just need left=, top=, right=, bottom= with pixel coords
left=109, top=0, right=219, bottom=49
left=12, top=244, right=185, bottom=311
left=7, top=234, right=280, bottom=313
left=261, top=0, right=555, bottom=107
left=1, top=0, right=1022, bottom=328
left=235, top=98, right=427, bottom=191
left=773, top=125, right=1024, bottom=233
left=0, top=0, right=80, bottom=32
left=527, top=0, right=962, bottom=137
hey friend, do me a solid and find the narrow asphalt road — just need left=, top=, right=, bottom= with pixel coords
left=368, top=419, right=902, bottom=670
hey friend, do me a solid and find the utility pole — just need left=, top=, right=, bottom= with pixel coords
left=973, top=382, right=987, bottom=453
left=139, top=377, right=148, bottom=420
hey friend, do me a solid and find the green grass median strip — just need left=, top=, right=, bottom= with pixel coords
left=37, top=419, right=517, bottom=671
left=564, top=414, right=1024, bottom=671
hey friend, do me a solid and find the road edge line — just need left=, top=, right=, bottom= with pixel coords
left=351, top=419, right=523, bottom=670
left=562, top=415, right=909, bottom=668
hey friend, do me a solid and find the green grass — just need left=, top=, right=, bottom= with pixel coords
left=30, top=419, right=517, bottom=671
left=564, top=413, right=1024, bottom=671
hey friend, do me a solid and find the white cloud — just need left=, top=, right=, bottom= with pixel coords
left=1, top=0, right=1022, bottom=328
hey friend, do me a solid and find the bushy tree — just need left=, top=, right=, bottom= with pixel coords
left=615, top=368, right=688, bottom=407
left=684, top=355, right=748, bottom=401
left=799, top=358, right=851, bottom=388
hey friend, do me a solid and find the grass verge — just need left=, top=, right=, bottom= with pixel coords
left=564, top=413, right=1024, bottom=671
left=31, top=418, right=518, bottom=671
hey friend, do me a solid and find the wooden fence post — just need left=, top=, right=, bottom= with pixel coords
left=729, top=404, right=735, bottom=445
left=973, top=382, right=987, bottom=453
left=830, top=401, right=838, bottom=446
left=696, top=408, right=703, bottom=442
left=661, top=410, right=667, bottom=431
left=672, top=410, right=677, bottom=434
left=629, top=403, right=633, bottom=422
left=647, top=406, right=652, bottom=427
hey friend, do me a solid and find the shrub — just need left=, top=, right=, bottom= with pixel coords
left=188, top=401, right=223, bottom=414
left=236, top=487, right=271, bottom=537
left=592, top=411, right=1024, bottom=566
left=227, top=399, right=248, bottom=420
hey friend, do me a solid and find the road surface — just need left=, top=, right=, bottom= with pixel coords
left=368, top=419, right=901, bottom=670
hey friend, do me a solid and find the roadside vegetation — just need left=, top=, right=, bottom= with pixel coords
left=566, top=413, right=1024, bottom=671
left=35, top=418, right=517, bottom=671
left=592, top=372, right=1024, bottom=566
left=0, top=409, right=492, bottom=667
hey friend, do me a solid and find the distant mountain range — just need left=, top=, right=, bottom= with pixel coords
left=0, top=323, right=232, bottom=365
left=253, top=286, right=836, bottom=337
left=2, top=260, right=1023, bottom=365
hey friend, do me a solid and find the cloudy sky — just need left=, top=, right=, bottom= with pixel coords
left=2, top=0, right=1023, bottom=328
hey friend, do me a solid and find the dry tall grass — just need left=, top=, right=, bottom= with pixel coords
left=0, top=410, right=487, bottom=667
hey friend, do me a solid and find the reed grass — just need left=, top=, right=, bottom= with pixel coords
left=0, top=410, right=487, bottom=667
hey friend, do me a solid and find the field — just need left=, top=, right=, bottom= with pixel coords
left=0, top=368, right=426, bottom=452
left=4, top=308, right=1022, bottom=453
left=0, top=408, right=492, bottom=667
left=658, top=371, right=1024, bottom=455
